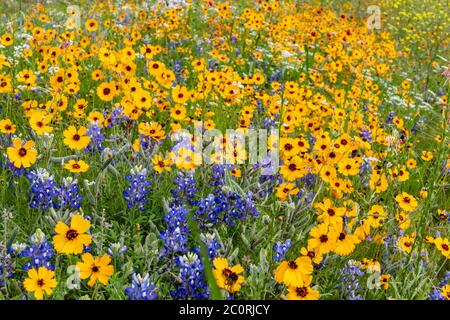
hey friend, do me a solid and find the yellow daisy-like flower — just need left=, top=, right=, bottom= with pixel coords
left=151, top=154, right=171, bottom=173
left=397, top=234, right=414, bottom=253
left=434, top=237, right=450, bottom=259
left=63, top=125, right=91, bottom=150
left=286, top=276, right=319, bottom=300
left=212, top=257, right=245, bottom=293
left=1, top=33, right=13, bottom=46
left=441, top=284, right=450, bottom=300
left=379, top=274, right=391, bottom=290
left=23, top=267, right=58, bottom=300
left=275, top=256, right=313, bottom=287
left=77, top=253, right=114, bottom=287
left=395, top=192, right=418, bottom=212
left=64, top=159, right=89, bottom=173
left=85, top=19, right=99, bottom=32
left=421, top=150, right=433, bottom=161
left=29, top=109, right=53, bottom=135
left=52, top=215, right=92, bottom=254
left=172, top=85, right=190, bottom=104
left=0, top=118, right=16, bottom=134
left=6, top=138, right=38, bottom=168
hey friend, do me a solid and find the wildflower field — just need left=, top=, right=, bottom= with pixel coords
left=0, top=0, right=448, bottom=301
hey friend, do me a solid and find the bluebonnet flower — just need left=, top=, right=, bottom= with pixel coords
left=269, top=69, right=282, bottom=82
left=160, top=205, right=190, bottom=256
left=0, top=244, right=14, bottom=287
left=137, top=135, right=163, bottom=156
left=255, top=172, right=280, bottom=198
left=196, top=44, right=204, bottom=56
left=173, top=59, right=183, bottom=83
left=0, top=265, right=5, bottom=287
left=170, top=173, right=198, bottom=206
left=27, top=170, right=82, bottom=210
left=210, top=165, right=226, bottom=193
left=123, top=165, right=152, bottom=211
left=272, top=239, right=292, bottom=262
left=200, top=233, right=221, bottom=259
left=303, top=173, right=316, bottom=187
left=385, top=111, right=394, bottom=124
left=58, top=177, right=83, bottom=210
left=304, top=189, right=316, bottom=204
left=9, top=242, right=27, bottom=255
left=429, top=272, right=450, bottom=300
left=107, top=242, right=128, bottom=257
left=170, top=252, right=209, bottom=300
left=27, top=168, right=59, bottom=210
left=85, top=123, right=105, bottom=153
left=340, top=260, right=365, bottom=300
left=196, top=191, right=259, bottom=226
left=359, top=158, right=373, bottom=177
left=360, top=129, right=372, bottom=142
left=19, top=229, right=54, bottom=271
left=256, top=153, right=278, bottom=178
left=309, top=133, right=317, bottom=147
left=262, top=117, right=276, bottom=129
left=108, top=107, right=127, bottom=127
left=207, top=58, right=218, bottom=70
left=125, top=273, right=158, bottom=300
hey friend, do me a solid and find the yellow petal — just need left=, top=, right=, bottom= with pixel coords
left=54, top=221, right=69, bottom=235
left=81, top=253, right=94, bottom=264
left=23, top=140, right=35, bottom=149
left=12, top=138, right=22, bottom=149
left=231, top=264, right=244, bottom=275
left=99, top=254, right=111, bottom=266
left=213, top=257, right=228, bottom=271
left=71, top=215, right=91, bottom=233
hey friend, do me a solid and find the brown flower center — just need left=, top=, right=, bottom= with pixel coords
left=18, top=148, right=27, bottom=157
left=222, top=268, right=238, bottom=285
left=296, top=286, right=308, bottom=297
left=72, top=164, right=81, bottom=170
left=66, top=229, right=79, bottom=240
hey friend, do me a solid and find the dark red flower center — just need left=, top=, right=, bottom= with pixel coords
left=296, top=286, right=308, bottom=297
left=222, top=268, right=238, bottom=285
left=18, top=148, right=27, bottom=157
left=66, top=229, right=79, bottom=240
